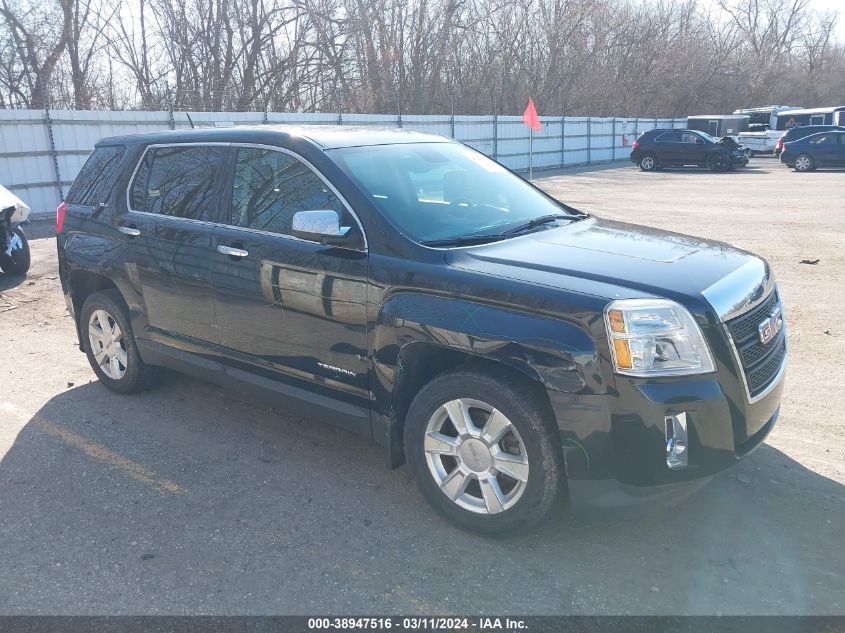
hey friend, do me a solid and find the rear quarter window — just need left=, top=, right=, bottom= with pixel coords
left=65, top=146, right=126, bottom=206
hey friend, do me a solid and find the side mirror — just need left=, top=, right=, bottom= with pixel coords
left=291, top=209, right=352, bottom=245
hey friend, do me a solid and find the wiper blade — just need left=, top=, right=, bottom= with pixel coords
left=420, top=234, right=506, bottom=247
left=501, top=213, right=583, bottom=235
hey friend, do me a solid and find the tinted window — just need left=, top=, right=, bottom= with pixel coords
left=809, top=134, right=837, bottom=145
left=66, top=146, right=126, bottom=206
left=654, top=132, right=679, bottom=143
left=130, top=146, right=226, bottom=221
left=229, top=148, right=342, bottom=235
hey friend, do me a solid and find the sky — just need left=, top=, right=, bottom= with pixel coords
left=810, top=0, right=845, bottom=39
left=692, top=0, right=845, bottom=40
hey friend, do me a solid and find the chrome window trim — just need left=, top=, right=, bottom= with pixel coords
left=124, top=141, right=368, bottom=251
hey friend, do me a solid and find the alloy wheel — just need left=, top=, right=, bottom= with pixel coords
left=88, top=309, right=128, bottom=380
left=423, top=398, right=529, bottom=515
left=795, top=155, right=812, bottom=171
left=640, top=156, right=655, bottom=170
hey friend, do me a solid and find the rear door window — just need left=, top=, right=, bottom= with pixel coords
left=228, top=147, right=343, bottom=235
left=66, top=146, right=126, bottom=206
left=809, top=134, right=836, bottom=145
left=654, top=132, right=679, bottom=143
left=130, top=146, right=227, bottom=221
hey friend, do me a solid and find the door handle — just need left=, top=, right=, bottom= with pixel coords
left=217, top=244, right=249, bottom=258
left=118, top=225, right=141, bottom=237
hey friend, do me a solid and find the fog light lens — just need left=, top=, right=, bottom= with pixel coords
left=665, top=412, right=688, bottom=470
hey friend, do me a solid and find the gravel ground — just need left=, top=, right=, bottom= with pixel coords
left=0, top=158, right=843, bottom=615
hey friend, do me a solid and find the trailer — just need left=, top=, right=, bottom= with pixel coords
left=686, top=115, right=749, bottom=137
left=734, top=105, right=802, bottom=131
left=734, top=105, right=803, bottom=154
left=773, top=106, right=845, bottom=130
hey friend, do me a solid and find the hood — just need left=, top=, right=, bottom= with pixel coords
left=444, top=217, right=765, bottom=309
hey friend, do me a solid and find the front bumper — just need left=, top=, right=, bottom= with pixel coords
left=567, top=474, right=713, bottom=519
left=550, top=368, right=783, bottom=516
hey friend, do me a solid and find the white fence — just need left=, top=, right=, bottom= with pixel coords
left=0, top=109, right=685, bottom=214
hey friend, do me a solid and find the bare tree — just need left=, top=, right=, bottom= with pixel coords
left=0, top=0, right=73, bottom=108
left=2, top=0, right=844, bottom=114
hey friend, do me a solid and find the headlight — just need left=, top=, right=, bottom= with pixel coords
left=604, top=299, right=715, bottom=376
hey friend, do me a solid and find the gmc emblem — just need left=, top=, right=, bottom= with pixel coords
left=758, top=305, right=784, bottom=345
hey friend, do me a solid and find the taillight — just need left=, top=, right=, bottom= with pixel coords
left=631, top=140, right=640, bottom=151
left=776, top=139, right=783, bottom=149
left=56, top=201, right=67, bottom=233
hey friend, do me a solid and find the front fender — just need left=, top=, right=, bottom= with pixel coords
left=369, top=292, right=606, bottom=469
left=372, top=292, right=604, bottom=411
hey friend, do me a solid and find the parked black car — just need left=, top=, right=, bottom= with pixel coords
left=57, top=127, right=786, bottom=534
left=780, top=130, right=845, bottom=171
left=630, top=128, right=749, bottom=171
left=774, top=125, right=845, bottom=157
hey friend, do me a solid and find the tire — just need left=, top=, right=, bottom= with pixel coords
left=0, top=226, right=31, bottom=276
left=794, top=154, right=814, bottom=172
left=638, top=154, right=658, bottom=172
left=80, top=289, right=159, bottom=394
left=708, top=154, right=729, bottom=172
left=404, top=368, right=564, bottom=535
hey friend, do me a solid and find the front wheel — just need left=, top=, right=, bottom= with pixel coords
left=794, top=154, right=815, bottom=172
left=404, top=368, right=564, bottom=535
left=708, top=154, right=730, bottom=172
left=0, top=226, right=31, bottom=276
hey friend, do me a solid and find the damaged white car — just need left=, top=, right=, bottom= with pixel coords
left=0, top=184, right=31, bottom=276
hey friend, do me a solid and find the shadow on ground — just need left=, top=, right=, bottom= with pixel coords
left=0, top=376, right=842, bottom=615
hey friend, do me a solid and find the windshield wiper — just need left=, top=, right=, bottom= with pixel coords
left=501, top=212, right=584, bottom=235
left=420, top=234, right=506, bottom=247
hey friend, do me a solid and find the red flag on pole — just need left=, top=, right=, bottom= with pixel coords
left=522, top=97, right=542, bottom=132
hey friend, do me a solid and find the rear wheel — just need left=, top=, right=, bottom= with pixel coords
left=638, top=154, right=658, bottom=171
left=0, top=226, right=31, bottom=276
left=404, top=368, right=564, bottom=535
left=81, top=289, right=159, bottom=394
left=794, top=154, right=814, bottom=172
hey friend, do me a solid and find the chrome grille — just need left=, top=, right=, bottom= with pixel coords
left=746, top=337, right=787, bottom=394
left=725, top=288, right=785, bottom=399
left=726, top=290, right=778, bottom=344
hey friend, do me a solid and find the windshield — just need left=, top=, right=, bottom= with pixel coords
left=696, top=131, right=719, bottom=143
left=330, top=142, right=577, bottom=243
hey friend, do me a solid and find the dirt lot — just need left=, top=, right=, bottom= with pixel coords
left=1, top=158, right=843, bottom=615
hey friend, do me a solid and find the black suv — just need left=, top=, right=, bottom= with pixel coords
left=58, top=127, right=786, bottom=534
left=774, top=124, right=845, bottom=157
left=630, top=128, right=749, bottom=171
